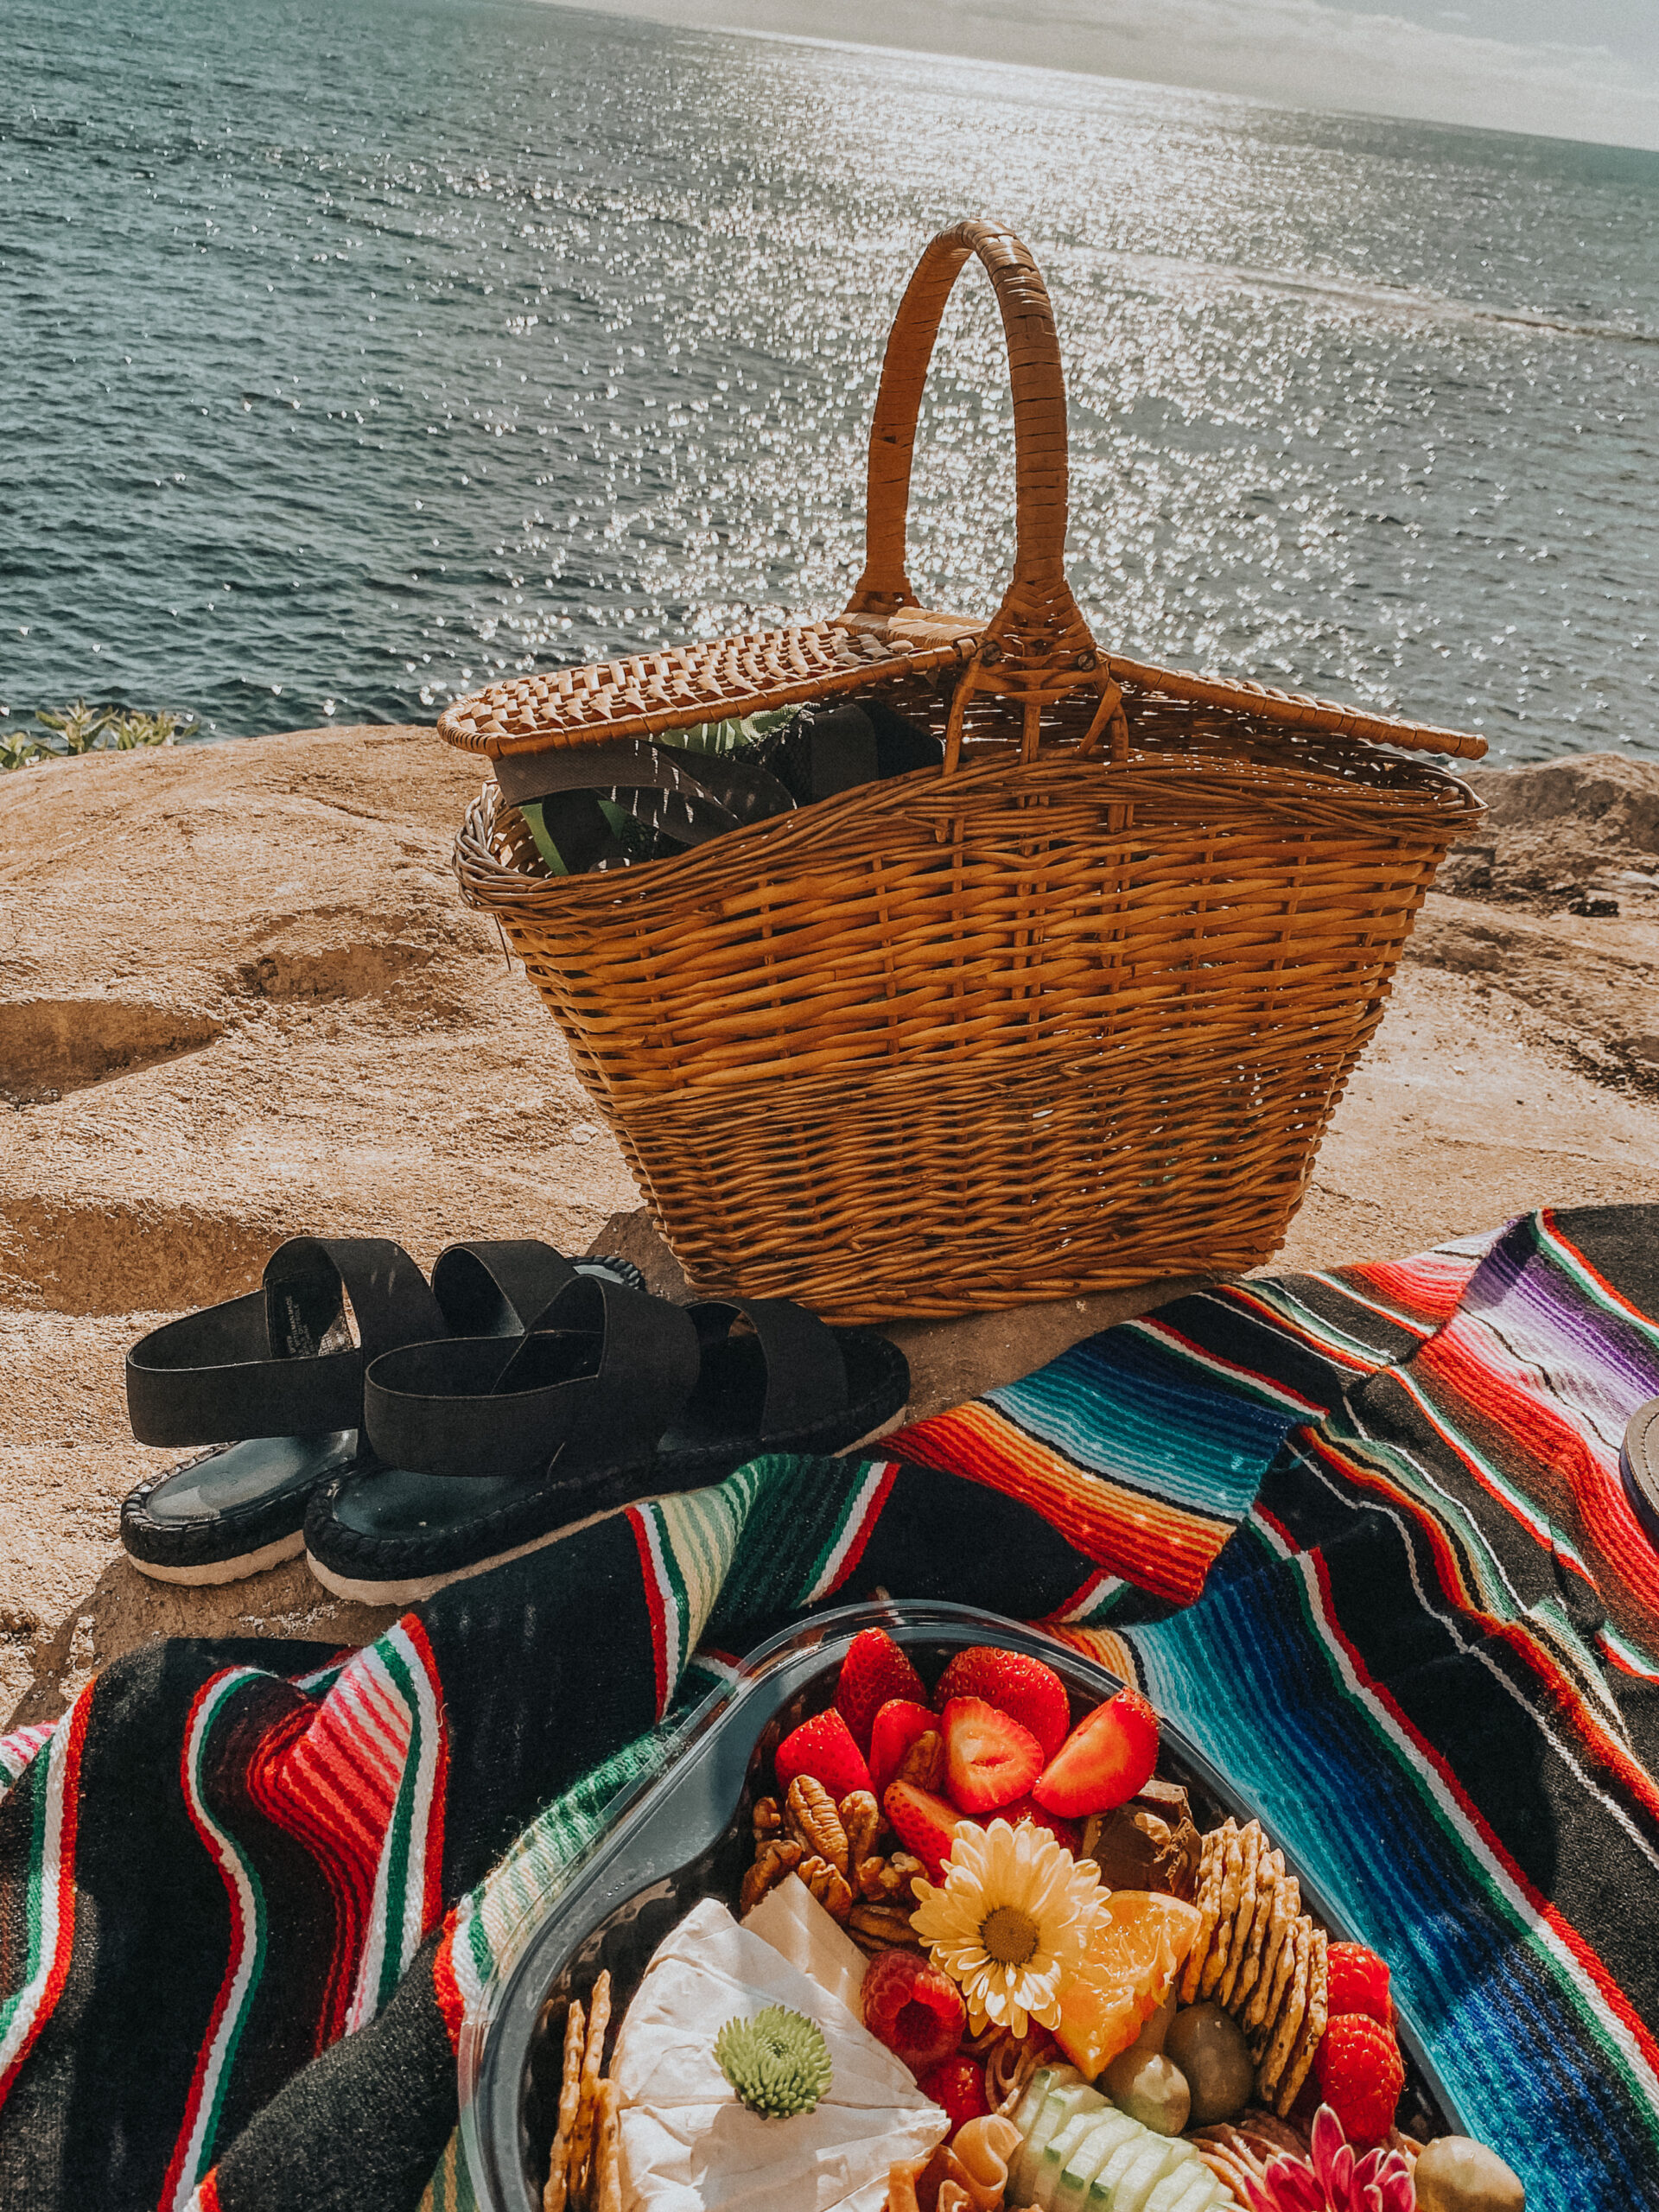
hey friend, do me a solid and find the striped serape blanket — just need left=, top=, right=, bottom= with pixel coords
left=0, top=1205, right=1655, bottom=2211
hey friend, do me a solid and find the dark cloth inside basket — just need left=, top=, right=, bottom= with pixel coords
left=2, top=1207, right=1656, bottom=2211
left=493, top=697, right=943, bottom=874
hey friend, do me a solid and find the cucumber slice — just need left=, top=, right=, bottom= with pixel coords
left=1084, top=2132, right=1154, bottom=2210
left=1110, top=2139, right=1183, bottom=2212
left=1013, top=2081, right=1106, bottom=2207
left=1011, top=2064, right=1077, bottom=2144
left=1144, top=2163, right=1209, bottom=2212
left=1036, top=2113, right=1116, bottom=2211
left=1052, top=2113, right=1141, bottom=2212
left=1161, top=2171, right=1223, bottom=2212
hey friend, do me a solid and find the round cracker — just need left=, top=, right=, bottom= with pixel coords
left=1257, top=1918, right=1312, bottom=2100
left=1218, top=1826, right=1264, bottom=2008
left=1229, top=1846, right=1281, bottom=2016
left=1179, top=1829, right=1224, bottom=2004
left=1221, top=1821, right=1256, bottom=1923
left=1244, top=1871, right=1299, bottom=2036
left=1275, top=1926, right=1329, bottom=2119
left=1198, top=1821, right=1243, bottom=1997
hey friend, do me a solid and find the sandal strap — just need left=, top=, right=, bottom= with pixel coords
left=126, top=1237, right=443, bottom=1448
left=685, top=1298, right=848, bottom=1437
left=430, top=1240, right=578, bottom=1337
left=363, top=1275, right=700, bottom=1482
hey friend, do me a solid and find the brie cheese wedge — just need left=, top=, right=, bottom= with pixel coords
left=742, top=1874, right=868, bottom=2018
left=610, top=1897, right=946, bottom=2211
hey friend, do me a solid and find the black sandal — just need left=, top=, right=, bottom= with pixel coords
left=120, top=1238, right=627, bottom=1585
left=301, top=1276, right=909, bottom=1604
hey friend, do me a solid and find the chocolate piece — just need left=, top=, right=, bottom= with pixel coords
left=1084, top=1779, right=1203, bottom=1899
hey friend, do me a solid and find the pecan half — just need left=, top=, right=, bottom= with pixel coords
left=794, top=1853, right=855, bottom=1921
left=751, top=1796, right=783, bottom=1844
left=784, top=1775, right=849, bottom=1876
left=847, top=1901, right=923, bottom=1952
left=838, top=1789, right=880, bottom=1875
left=856, top=1848, right=925, bottom=1903
left=897, top=1729, right=945, bottom=1793
left=739, top=1836, right=803, bottom=1914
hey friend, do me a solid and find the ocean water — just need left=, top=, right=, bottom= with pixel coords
left=3, top=0, right=1656, bottom=761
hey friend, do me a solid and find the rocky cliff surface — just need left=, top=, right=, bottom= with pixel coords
left=4, top=729, right=1657, bottom=1720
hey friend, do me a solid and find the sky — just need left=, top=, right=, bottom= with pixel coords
left=561, top=0, right=1659, bottom=149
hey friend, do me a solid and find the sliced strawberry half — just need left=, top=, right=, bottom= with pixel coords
left=934, top=1645, right=1071, bottom=1759
left=775, top=1707, right=872, bottom=1802
left=869, top=1697, right=938, bottom=1800
left=942, top=1695, right=1044, bottom=1815
left=883, top=1780, right=968, bottom=1881
left=1032, top=1688, right=1160, bottom=1817
left=834, top=1628, right=929, bottom=1753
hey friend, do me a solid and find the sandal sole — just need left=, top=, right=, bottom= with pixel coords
left=124, top=1528, right=308, bottom=1587
left=303, top=1395, right=910, bottom=1608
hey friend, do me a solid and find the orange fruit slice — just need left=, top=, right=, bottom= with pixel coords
left=1053, top=1890, right=1204, bottom=2078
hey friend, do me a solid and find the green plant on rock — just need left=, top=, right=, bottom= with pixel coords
left=34, top=699, right=111, bottom=754
left=0, top=728, right=47, bottom=772
left=101, top=708, right=194, bottom=749
left=4, top=702, right=200, bottom=767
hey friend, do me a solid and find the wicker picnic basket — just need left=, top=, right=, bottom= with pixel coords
left=444, top=219, right=1484, bottom=1323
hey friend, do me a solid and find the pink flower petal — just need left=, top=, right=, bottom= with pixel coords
left=1378, top=2168, right=1417, bottom=2212
left=1311, top=2106, right=1348, bottom=2175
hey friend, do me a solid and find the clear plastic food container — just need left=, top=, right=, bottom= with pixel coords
left=458, top=1599, right=1462, bottom=2212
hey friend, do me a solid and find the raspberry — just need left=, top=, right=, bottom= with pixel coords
left=861, top=1948, right=965, bottom=2076
left=1313, top=2013, right=1405, bottom=2148
left=1326, top=1942, right=1393, bottom=2028
left=918, top=2055, right=989, bottom=2134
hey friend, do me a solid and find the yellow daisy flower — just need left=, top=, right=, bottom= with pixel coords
left=909, top=1818, right=1110, bottom=2037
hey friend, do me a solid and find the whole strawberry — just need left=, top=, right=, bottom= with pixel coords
left=918, top=2054, right=989, bottom=2134
left=869, top=1698, right=939, bottom=1800
left=1313, top=2012, right=1405, bottom=2148
left=1326, top=1942, right=1393, bottom=2028
left=883, top=1780, right=966, bottom=1881
left=835, top=1629, right=929, bottom=1752
left=774, top=1709, right=872, bottom=1802
left=934, top=1645, right=1071, bottom=1759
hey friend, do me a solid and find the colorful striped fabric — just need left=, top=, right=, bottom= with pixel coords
left=0, top=1208, right=1654, bottom=2210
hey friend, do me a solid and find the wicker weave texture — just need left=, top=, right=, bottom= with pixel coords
left=437, top=613, right=976, bottom=756
left=456, top=717, right=1480, bottom=1318
left=448, top=219, right=1486, bottom=1320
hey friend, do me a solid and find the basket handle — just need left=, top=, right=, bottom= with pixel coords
left=844, top=220, right=1126, bottom=767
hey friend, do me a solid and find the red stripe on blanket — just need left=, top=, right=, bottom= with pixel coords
left=0, top=1681, right=92, bottom=2104
left=401, top=1616, right=449, bottom=1942
left=628, top=1508, right=671, bottom=1719
left=432, top=1908, right=467, bottom=2056
left=820, top=1461, right=898, bottom=1598
left=899, top=1402, right=1230, bottom=1604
